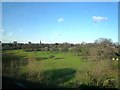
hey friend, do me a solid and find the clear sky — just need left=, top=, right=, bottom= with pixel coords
left=2, top=2, right=118, bottom=44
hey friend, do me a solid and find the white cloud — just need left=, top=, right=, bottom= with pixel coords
left=8, top=32, right=12, bottom=36
left=52, top=32, right=61, bottom=37
left=19, top=28, right=23, bottom=31
left=0, top=29, right=4, bottom=32
left=58, top=18, right=64, bottom=23
left=92, top=16, right=108, bottom=22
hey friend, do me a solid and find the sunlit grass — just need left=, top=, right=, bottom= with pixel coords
left=2, top=50, right=118, bottom=88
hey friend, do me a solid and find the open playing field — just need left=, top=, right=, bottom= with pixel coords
left=2, top=50, right=118, bottom=88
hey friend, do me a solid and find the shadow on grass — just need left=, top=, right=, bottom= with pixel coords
left=2, top=76, right=45, bottom=88
left=54, top=57, right=64, bottom=60
left=35, top=57, right=48, bottom=61
left=2, top=68, right=76, bottom=88
left=35, top=57, right=65, bottom=61
left=2, top=76, right=118, bottom=90
left=39, top=68, right=76, bottom=86
left=2, top=53, right=29, bottom=77
left=2, top=53, right=28, bottom=66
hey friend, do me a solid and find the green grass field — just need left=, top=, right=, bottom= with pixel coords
left=2, top=50, right=118, bottom=88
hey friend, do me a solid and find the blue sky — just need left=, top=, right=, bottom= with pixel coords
left=2, top=2, right=118, bottom=43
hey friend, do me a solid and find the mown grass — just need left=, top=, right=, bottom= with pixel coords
left=2, top=50, right=119, bottom=88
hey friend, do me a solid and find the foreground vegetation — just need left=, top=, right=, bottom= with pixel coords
left=2, top=38, right=120, bottom=88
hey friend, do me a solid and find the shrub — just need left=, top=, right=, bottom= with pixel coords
left=103, top=79, right=117, bottom=88
left=49, top=55, right=55, bottom=59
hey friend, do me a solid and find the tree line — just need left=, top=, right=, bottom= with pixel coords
left=2, top=38, right=120, bottom=61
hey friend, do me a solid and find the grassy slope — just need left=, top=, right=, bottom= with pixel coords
left=3, top=50, right=118, bottom=87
